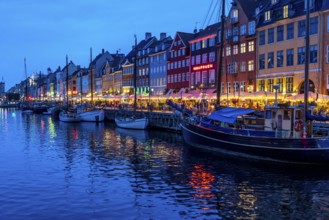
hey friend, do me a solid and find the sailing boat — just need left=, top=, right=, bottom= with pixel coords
left=20, top=58, right=34, bottom=114
left=179, top=0, right=329, bottom=165
left=59, top=55, right=80, bottom=122
left=76, top=48, right=105, bottom=122
left=115, top=35, right=149, bottom=129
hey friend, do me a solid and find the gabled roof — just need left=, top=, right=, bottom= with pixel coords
left=177, top=32, right=196, bottom=47
left=237, top=0, right=264, bottom=20
left=191, top=22, right=221, bottom=41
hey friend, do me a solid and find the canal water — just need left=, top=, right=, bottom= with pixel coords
left=1, top=108, right=329, bottom=220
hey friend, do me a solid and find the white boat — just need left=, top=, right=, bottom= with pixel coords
left=59, top=110, right=80, bottom=122
left=114, top=35, right=149, bottom=130
left=115, top=116, right=149, bottom=130
left=77, top=104, right=105, bottom=122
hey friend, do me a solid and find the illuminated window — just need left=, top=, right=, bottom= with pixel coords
left=286, top=77, right=293, bottom=93
left=265, top=11, right=271, bottom=22
left=226, top=46, right=231, bottom=56
left=283, top=5, right=289, bottom=18
left=202, top=39, right=207, bottom=48
left=248, top=60, right=254, bottom=71
left=240, top=43, right=246, bottom=53
left=248, top=41, right=254, bottom=52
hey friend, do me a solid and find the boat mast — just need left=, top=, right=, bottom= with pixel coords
left=216, top=0, right=226, bottom=108
left=66, top=55, right=69, bottom=107
left=304, top=0, right=310, bottom=135
left=90, top=47, right=94, bottom=106
left=24, top=57, right=28, bottom=101
left=133, top=35, right=137, bottom=113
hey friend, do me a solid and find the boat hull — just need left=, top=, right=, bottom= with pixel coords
left=79, top=109, right=105, bottom=122
left=181, top=122, right=329, bottom=165
left=115, top=117, right=149, bottom=130
left=59, top=112, right=80, bottom=123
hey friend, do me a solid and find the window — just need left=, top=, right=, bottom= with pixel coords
left=191, top=43, right=195, bottom=51
left=298, top=47, right=305, bottom=65
left=248, top=21, right=255, bottom=35
left=268, top=52, right=274, bottom=68
left=226, top=46, right=231, bottom=56
left=277, top=51, right=283, bottom=67
left=226, top=29, right=232, bottom=39
left=196, top=42, right=201, bottom=50
left=327, top=16, right=329, bottom=32
left=287, top=49, right=294, bottom=66
left=233, top=45, right=238, bottom=55
left=310, top=16, right=318, bottom=35
left=248, top=60, right=254, bottom=71
left=202, top=53, right=208, bottom=63
left=305, top=0, right=315, bottom=10
left=286, top=77, right=293, bottom=93
left=277, top=25, right=284, bottom=41
left=265, top=11, right=271, bottom=22
left=267, top=79, right=274, bottom=92
left=240, top=25, right=246, bottom=35
left=287, top=23, right=294, bottom=40
left=202, top=39, right=208, bottom=48
left=209, top=52, right=215, bottom=62
left=191, top=56, right=195, bottom=65
left=240, top=61, right=246, bottom=72
left=209, top=70, right=215, bottom=84
left=209, top=37, right=215, bottom=46
left=258, top=79, right=265, bottom=91
left=259, top=30, right=265, bottom=45
left=240, top=81, right=246, bottom=92
left=268, top=28, right=274, bottom=44
left=233, top=81, right=239, bottom=93
left=196, top=55, right=201, bottom=64
left=310, top=45, right=318, bottom=63
left=231, top=9, right=238, bottom=23
left=277, top=78, right=283, bottom=93
left=227, top=82, right=231, bottom=93
left=248, top=41, right=254, bottom=52
left=271, top=0, right=278, bottom=4
left=298, top=20, right=306, bottom=37
left=259, top=54, right=265, bottom=70
left=240, top=43, right=246, bottom=53
left=283, top=5, right=289, bottom=18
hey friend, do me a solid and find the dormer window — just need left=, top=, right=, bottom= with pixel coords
left=231, top=9, right=238, bottom=23
left=283, top=5, right=289, bottom=18
left=265, top=11, right=271, bottom=22
left=305, top=0, right=315, bottom=10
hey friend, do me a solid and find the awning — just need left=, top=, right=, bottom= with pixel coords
left=208, top=107, right=255, bottom=124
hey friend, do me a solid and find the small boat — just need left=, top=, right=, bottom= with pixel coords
left=76, top=104, right=105, bottom=122
left=115, top=115, right=149, bottom=130
left=114, top=35, right=149, bottom=129
left=59, top=110, right=80, bottom=122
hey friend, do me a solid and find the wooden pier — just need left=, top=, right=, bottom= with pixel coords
left=104, top=108, right=182, bottom=132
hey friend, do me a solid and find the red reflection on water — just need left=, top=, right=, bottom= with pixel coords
left=189, top=165, right=216, bottom=199
left=72, top=129, right=79, bottom=140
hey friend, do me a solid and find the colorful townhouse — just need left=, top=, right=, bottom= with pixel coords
left=189, top=23, right=221, bottom=96
left=149, top=33, right=172, bottom=96
left=220, top=0, right=259, bottom=98
left=256, top=0, right=328, bottom=96
left=167, top=32, right=195, bottom=94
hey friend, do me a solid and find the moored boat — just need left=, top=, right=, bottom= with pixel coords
left=115, top=115, right=149, bottom=130
left=59, top=110, right=80, bottom=122
left=77, top=104, right=105, bottom=122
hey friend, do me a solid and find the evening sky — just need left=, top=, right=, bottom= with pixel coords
left=0, top=0, right=221, bottom=90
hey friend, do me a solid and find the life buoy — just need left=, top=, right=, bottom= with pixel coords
left=294, top=120, right=303, bottom=132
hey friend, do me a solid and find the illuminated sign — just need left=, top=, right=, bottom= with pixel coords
left=192, top=64, right=214, bottom=71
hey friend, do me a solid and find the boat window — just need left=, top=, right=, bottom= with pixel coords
left=265, top=110, right=272, bottom=119
left=283, top=110, right=290, bottom=120
left=296, top=110, right=301, bottom=120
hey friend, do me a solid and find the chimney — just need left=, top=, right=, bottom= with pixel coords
left=160, top=32, right=166, bottom=41
left=102, top=48, right=105, bottom=54
left=145, top=32, right=152, bottom=40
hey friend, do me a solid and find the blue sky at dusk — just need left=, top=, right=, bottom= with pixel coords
left=0, top=0, right=223, bottom=90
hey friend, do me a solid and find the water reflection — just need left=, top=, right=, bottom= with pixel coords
left=2, top=109, right=329, bottom=219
